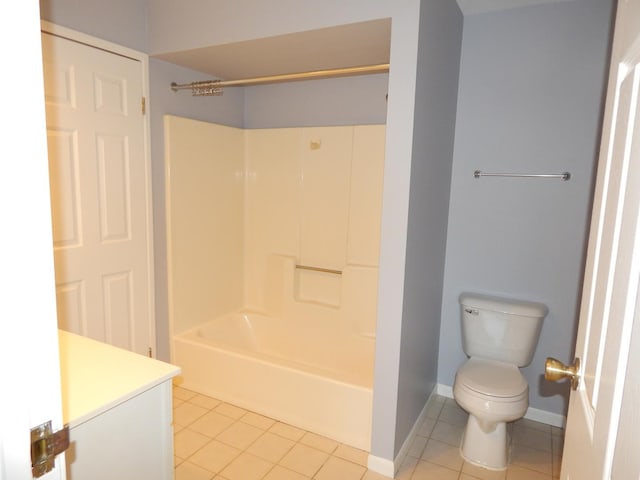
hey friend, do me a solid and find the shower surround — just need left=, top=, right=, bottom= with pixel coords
left=165, top=115, right=385, bottom=449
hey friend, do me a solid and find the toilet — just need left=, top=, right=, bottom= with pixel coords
left=453, top=292, right=547, bottom=470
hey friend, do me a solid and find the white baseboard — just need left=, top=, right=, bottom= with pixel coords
left=436, top=383, right=566, bottom=428
left=367, top=389, right=437, bottom=478
left=366, top=454, right=395, bottom=478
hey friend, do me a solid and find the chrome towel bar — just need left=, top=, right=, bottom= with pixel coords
left=474, top=170, right=571, bottom=181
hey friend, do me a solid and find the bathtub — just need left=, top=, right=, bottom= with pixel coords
left=173, top=311, right=375, bottom=450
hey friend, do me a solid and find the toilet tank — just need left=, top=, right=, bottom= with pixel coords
left=459, top=292, right=547, bottom=367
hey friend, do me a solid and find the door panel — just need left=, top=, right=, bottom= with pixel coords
left=560, top=1, right=640, bottom=478
left=42, top=31, right=154, bottom=356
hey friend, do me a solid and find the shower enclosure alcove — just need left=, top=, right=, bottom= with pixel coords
left=165, top=114, right=385, bottom=449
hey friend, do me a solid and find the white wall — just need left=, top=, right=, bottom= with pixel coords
left=439, top=0, right=614, bottom=416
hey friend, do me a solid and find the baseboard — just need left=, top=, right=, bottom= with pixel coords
left=367, top=388, right=437, bottom=478
left=366, top=454, right=395, bottom=478
left=436, top=383, right=566, bottom=428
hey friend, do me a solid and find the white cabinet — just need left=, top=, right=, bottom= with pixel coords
left=58, top=331, right=180, bottom=479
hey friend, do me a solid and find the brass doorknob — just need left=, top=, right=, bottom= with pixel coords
left=545, top=357, right=580, bottom=390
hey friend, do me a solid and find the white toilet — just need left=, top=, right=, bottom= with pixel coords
left=453, top=292, right=547, bottom=470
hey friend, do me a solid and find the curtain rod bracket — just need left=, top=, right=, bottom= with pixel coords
left=171, top=81, right=223, bottom=96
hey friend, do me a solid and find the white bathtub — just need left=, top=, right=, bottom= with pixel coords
left=173, top=311, right=375, bottom=450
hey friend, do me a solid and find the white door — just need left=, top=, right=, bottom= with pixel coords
left=0, top=2, right=65, bottom=479
left=41, top=29, right=155, bottom=356
left=555, top=0, right=640, bottom=478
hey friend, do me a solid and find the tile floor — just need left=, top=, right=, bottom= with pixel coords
left=173, top=386, right=563, bottom=480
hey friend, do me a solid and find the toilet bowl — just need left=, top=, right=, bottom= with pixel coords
left=453, top=293, right=547, bottom=471
left=454, top=357, right=529, bottom=469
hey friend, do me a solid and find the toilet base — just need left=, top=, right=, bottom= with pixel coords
left=460, top=414, right=510, bottom=471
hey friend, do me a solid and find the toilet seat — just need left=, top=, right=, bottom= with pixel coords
left=456, top=357, right=528, bottom=398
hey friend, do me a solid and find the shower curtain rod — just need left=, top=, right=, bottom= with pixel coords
left=170, top=63, right=390, bottom=96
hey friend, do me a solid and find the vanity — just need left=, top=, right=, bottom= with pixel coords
left=58, top=331, right=180, bottom=479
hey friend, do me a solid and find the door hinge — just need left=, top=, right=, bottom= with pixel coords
left=141, top=96, right=146, bottom=115
left=148, top=347, right=153, bottom=358
left=31, top=421, right=70, bottom=478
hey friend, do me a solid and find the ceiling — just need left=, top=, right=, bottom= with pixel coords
left=155, top=19, right=391, bottom=81
left=155, top=0, right=574, bottom=82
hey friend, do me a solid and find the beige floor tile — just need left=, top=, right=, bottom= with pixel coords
left=430, top=421, right=464, bottom=447
left=174, top=386, right=198, bottom=401
left=246, top=431, right=295, bottom=463
left=241, top=411, right=277, bottom=430
left=418, top=418, right=436, bottom=437
left=425, top=400, right=444, bottom=420
left=216, top=421, right=265, bottom=449
left=396, top=455, right=419, bottom=480
left=269, top=422, right=306, bottom=441
left=411, top=460, right=459, bottom=480
left=279, top=443, right=329, bottom=477
left=552, top=455, right=562, bottom=478
left=219, top=452, right=274, bottom=480
left=511, top=444, right=553, bottom=475
left=407, top=434, right=428, bottom=458
left=438, top=403, right=468, bottom=427
left=551, top=435, right=564, bottom=456
left=263, top=465, right=311, bottom=480
left=215, top=403, right=248, bottom=419
left=551, top=426, right=564, bottom=437
left=461, top=461, right=507, bottom=480
left=175, top=460, right=216, bottom=480
left=512, top=428, right=552, bottom=453
left=506, top=465, right=552, bottom=480
left=175, top=402, right=210, bottom=427
left=189, top=411, right=236, bottom=438
left=333, top=444, right=369, bottom=466
left=190, top=394, right=222, bottom=410
left=188, top=439, right=241, bottom=474
left=299, top=431, right=338, bottom=453
left=174, top=428, right=212, bottom=459
left=421, top=439, right=464, bottom=471
left=362, top=470, right=393, bottom=480
left=513, top=419, right=551, bottom=434
left=314, top=456, right=366, bottom=480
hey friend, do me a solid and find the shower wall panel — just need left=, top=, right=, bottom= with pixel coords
left=166, top=116, right=385, bottom=336
left=165, top=115, right=244, bottom=334
left=245, top=125, right=385, bottom=322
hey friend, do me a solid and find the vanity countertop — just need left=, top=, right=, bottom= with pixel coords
left=58, top=330, right=180, bottom=428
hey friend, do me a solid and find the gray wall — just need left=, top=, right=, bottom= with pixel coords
left=39, top=0, right=147, bottom=51
left=395, top=0, right=462, bottom=454
left=243, top=74, right=388, bottom=128
left=439, top=0, right=614, bottom=416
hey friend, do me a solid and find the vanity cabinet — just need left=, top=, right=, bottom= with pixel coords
left=59, top=331, right=180, bottom=479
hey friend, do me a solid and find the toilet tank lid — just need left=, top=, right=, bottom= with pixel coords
left=459, top=292, right=548, bottom=317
